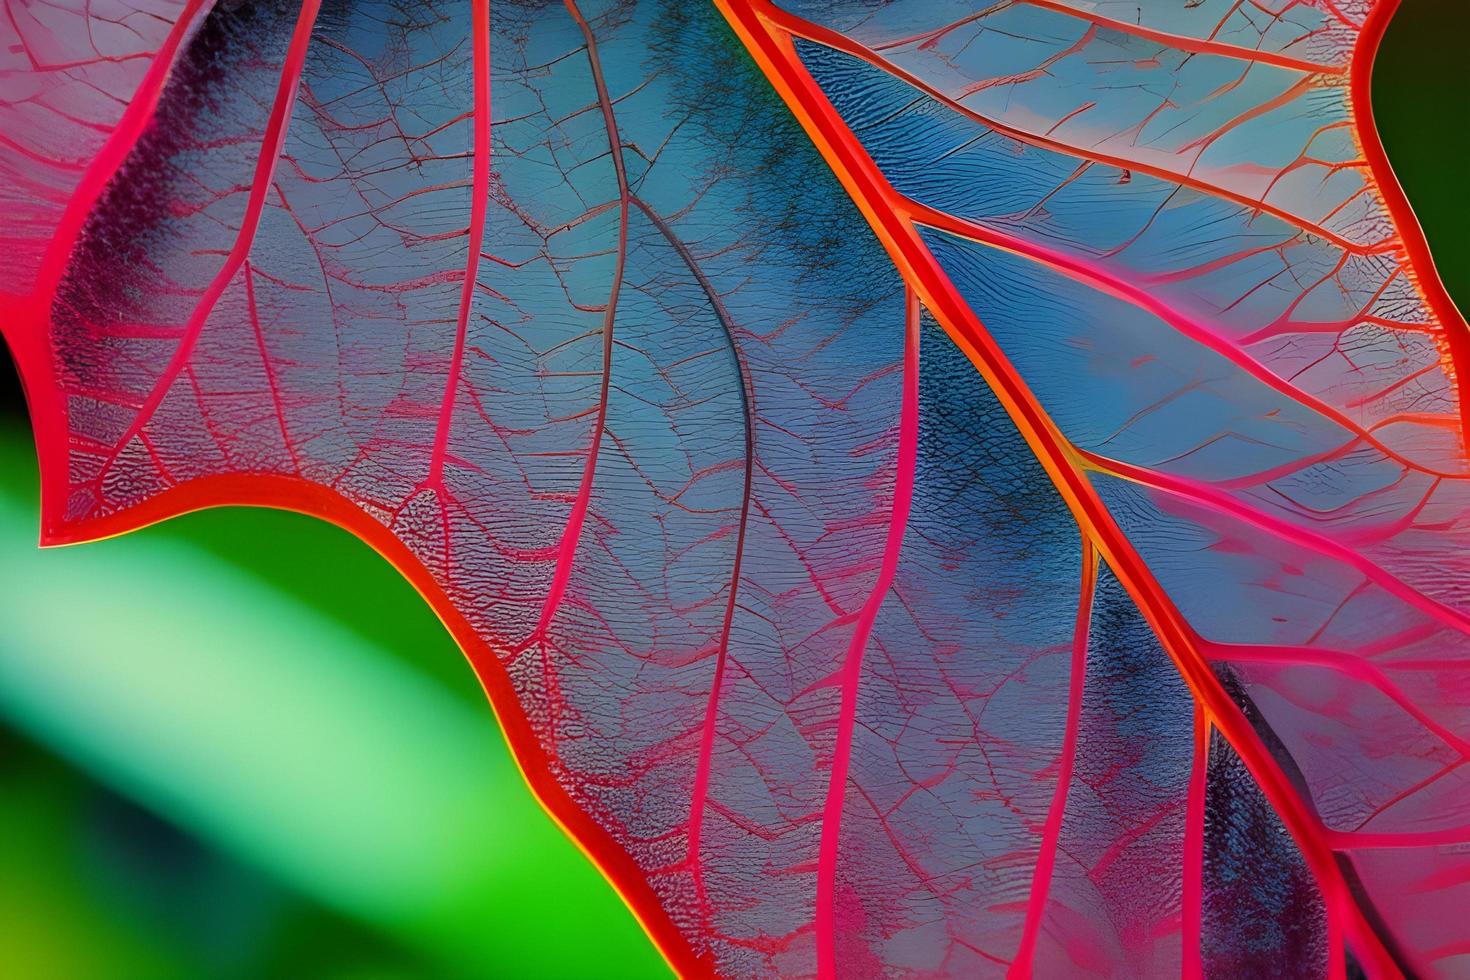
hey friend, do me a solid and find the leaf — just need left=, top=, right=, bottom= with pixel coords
left=0, top=1, right=1462, bottom=978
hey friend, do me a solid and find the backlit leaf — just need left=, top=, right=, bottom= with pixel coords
left=1, top=1, right=1463, bottom=976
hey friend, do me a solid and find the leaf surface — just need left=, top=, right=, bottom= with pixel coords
left=0, top=0, right=1465, bottom=977
left=716, top=0, right=1470, bottom=976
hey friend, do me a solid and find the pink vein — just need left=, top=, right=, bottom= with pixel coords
left=98, top=0, right=324, bottom=473
left=815, top=288, right=921, bottom=980
left=1014, top=0, right=1344, bottom=75
left=528, top=0, right=630, bottom=639
left=424, top=0, right=491, bottom=489
left=1182, top=707, right=1209, bottom=980
left=1197, top=640, right=1470, bottom=758
left=1077, top=448, right=1470, bottom=640
left=1009, top=539, right=1096, bottom=977
left=32, top=0, right=212, bottom=304
left=243, top=260, right=300, bottom=473
left=753, top=0, right=1381, bottom=255
left=904, top=199, right=1448, bottom=480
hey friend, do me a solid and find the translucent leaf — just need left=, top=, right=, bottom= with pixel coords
left=1, top=0, right=1463, bottom=976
